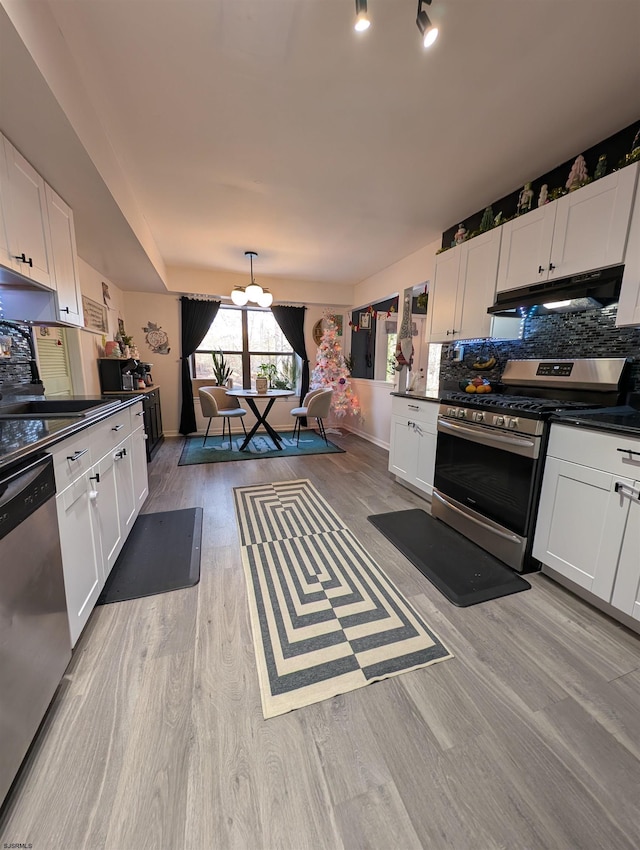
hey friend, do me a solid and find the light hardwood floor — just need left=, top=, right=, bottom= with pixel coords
left=1, top=432, right=640, bottom=850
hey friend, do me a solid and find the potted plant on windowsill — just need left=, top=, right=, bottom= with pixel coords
left=212, top=350, right=233, bottom=387
left=257, top=362, right=278, bottom=389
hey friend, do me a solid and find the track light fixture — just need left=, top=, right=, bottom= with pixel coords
left=354, top=0, right=371, bottom=32
left=416, top=0, right=438, bottom=48
left=231, top=251, right=272, bottom=308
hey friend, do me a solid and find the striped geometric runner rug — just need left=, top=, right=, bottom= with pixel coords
left=233, top=479, right=453, bottom=718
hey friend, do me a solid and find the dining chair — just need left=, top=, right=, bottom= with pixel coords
left=199, top=386, right=248, bottom=449
left=290, top=388, right=333, bottom=445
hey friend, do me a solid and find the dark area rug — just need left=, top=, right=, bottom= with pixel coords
left=179, top=430, right=344, bottom=465
left=367, top=508, right=530, bottom=607
left=97, top=508, right=203, bottom=604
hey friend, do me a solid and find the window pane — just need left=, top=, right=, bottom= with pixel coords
left=247, top=309, right=292, bottom=353
left=194, top=352, right=243, bottom=381
left=250, top=354, right=296, bottom=388
left=199, top=308, right=242, bottom=352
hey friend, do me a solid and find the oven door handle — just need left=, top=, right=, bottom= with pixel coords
left=432, top=491, right=522, bottom=544
left=437, top=418, right=537, bottom=452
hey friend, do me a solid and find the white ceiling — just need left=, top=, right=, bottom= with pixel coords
left=2, top=1, right=640, bottom=292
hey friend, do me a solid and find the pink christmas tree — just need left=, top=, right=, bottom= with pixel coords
left=566, top=154, right=589, bottom=192
left=311, top=314, right=360, bottom=418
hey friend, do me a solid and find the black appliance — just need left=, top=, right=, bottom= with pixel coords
left=98, top=358, right=152, bottom=392
left=432, top=358, right=629, bottom=572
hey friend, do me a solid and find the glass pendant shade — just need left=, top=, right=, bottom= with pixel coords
left=245, top=282, right=263, bottom=302
left=231, top=286, right=249, bottom=306
left=257, top=288, right=273, bottom=308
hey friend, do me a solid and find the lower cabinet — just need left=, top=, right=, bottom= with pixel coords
left=388, top=396, right=438, bottom=498
left=143, top=388, right=164, bottom=460
left=51, top=402, right=149, bottom=646
left=533, top=423, right=640, bottom=625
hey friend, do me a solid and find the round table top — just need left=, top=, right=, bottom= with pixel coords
left=225, top=388, right=295, bottom=399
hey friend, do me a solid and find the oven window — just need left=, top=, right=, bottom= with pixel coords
left=434, top=432, right=535, bottom=536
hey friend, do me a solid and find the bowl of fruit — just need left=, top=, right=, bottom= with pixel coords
left=459, top=377, right=494, bottom=394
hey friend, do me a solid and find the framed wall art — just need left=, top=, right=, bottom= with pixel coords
left=81, top=296, right=108, bottom=333
left=360, top=312, right=371, bottom=330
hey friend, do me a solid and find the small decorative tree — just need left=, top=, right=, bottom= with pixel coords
left=566, top=154, right=589, bottom=192
left=311, top=314, right=360, bottom=418
left=479, top=206, right=494, bottom=232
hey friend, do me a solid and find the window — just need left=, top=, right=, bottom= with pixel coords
left=193, top=306, right=296, bottom=389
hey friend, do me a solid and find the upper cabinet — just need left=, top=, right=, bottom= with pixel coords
left=617, top=164, right=640, bottom=327
left=45, top=185, right=84, bottom=326
left=0, top=132, right=84, bottom=327
left=0, top=135, right=54, bottom=288
left=428, top=228, right=520, bottom=342
left=497, top=164, right=639, bottom=293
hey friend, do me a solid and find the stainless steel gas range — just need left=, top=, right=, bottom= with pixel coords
left=432, top=358, right=629, bottom=572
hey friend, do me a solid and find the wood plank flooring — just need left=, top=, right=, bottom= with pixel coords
left=1, top=432, right=639, bottom=850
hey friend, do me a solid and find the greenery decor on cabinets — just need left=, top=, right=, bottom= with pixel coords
left=211, top=350, right=232, bottom=386
left=593, top=154, right=607, bottom=180
left=479, top=206, right=495, bottom=232
left=619, top=126, right=640, bottom=168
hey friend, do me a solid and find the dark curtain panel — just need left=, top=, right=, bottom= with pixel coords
left=271, top=305, right=310, bottom=406
left=179, top=297, right=220, bottom=435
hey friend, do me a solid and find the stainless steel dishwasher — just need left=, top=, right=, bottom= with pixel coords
left=0, top=454, right=71, bottom=805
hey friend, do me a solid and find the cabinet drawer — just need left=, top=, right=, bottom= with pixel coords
left=547, top=423, right=640, bottom=477
left=391, top=396, right=438, bottom=429
left=91, top=408, right=132, bottom=460
left=49, top=426, right=97, bottom=490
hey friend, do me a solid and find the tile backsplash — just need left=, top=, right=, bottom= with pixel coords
left=0, top=324, right=33, bottom=389
left=440, top=305, right=640, bottom=392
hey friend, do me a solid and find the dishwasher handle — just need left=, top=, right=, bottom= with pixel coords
left=0, top=455, right=56, bottom=542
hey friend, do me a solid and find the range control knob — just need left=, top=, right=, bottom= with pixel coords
left=473, top=411, right=485, bottom=423
left=494, top=415, right=505, bottom=426
left=456, top=408, right=466, bottom=419
left=508, top=417, right=519, bottom=429
left=446, top=407, right=456, bottom=417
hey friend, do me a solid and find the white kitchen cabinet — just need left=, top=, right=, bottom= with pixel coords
left=45, top=184, right=84, bottom=326
left=497, top=164, right=639, bottom=293
left=533, top=423, right=640, bottom=621
left=0, top=135, right=54, bottom=288
left=429, top=228, right=520, bottom=342
left=617, top=163, right=640, bottom=327
left=389, top=396, right=438, bottom=497
left=0, top=139, right=11, bottom=270
left=50, top=404, right=149, bottom=646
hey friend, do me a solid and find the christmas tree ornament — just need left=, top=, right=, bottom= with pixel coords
left=594, top=154, right=607, bottom=180
left=566, top=154, right=589, bottom=192
left=479, top=206, right=494, bottom=232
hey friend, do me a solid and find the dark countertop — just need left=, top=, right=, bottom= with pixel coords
left=551, top=405, right=640, bottom=437
left=0, top=395, right=145, bottom=472
left=391, top=391, right=441, bottom=403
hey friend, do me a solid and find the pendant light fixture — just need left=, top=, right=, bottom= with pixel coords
left=354, top=0, right=371, bottom=32
left=416, top=0, right=438, bottom=48
left=230, top=251, right=272, bottom=307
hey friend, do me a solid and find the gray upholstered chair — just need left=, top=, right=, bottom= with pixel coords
left=199, top=386, right=248, bottom=449
left=290, top=388, right=333, bottom=445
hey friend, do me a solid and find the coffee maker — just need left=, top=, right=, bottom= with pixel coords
left=98, top=358, right=152, bottom=392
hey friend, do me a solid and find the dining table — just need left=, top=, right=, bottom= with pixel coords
left=225, top=388, right=295, bottom=451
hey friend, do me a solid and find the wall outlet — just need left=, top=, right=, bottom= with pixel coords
left=450, top=345, right=464, bottom=362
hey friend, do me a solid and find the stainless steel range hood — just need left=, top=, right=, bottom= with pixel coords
left=487, top=265, right=623, bottom=317
left=0, top=267, right=75, bottom=327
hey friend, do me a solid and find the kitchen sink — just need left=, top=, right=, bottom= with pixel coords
left=0, top=399, right=121, bottom=419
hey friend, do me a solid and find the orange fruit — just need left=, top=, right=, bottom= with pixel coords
left=465, top=385, right=477, bottom=393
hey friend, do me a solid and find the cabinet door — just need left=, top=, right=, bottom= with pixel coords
left=56, top=474, right=101, bottom=647
left=114, top=436, right=136, bottom=537
left=0, top=136, right=12, bottom=269
left=457, top=229, right=502, bottom=340
left=616, top=164, right=640, bottom=328
left=92, top=449, right=122, bottom=580
left=2, top=137, right=53, bottom=287
left=131, top=423, right=149, bottom=512
left=428, top=247, right=461, bottom=341
left=610, top=480, right=640, bottom=620
left=45, top=184, right=84, bottom=326
left=414, top=422, right=436, bottom=496
left=550, top=166, right=638, bottom=280
left=533, top=457, right=632, bottom=598
left=496, top=206, right=556, bottom=292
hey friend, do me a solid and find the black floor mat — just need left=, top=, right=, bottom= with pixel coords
left=367, top=508, right=530, bottom=607
left=97, top=508, right=203, bottom=604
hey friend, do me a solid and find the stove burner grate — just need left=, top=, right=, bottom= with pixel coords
left=445, top=392, right=595, bottom=414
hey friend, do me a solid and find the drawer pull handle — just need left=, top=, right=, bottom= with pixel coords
left=615, top=482, right=640, bottom=501
left=112, top=423, right=125, bottom=431
left=67, top=448, right=88, bottom=462
left=616, top=448, right=640, bottom=457
left=408, top=404, right=420, bottom=410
